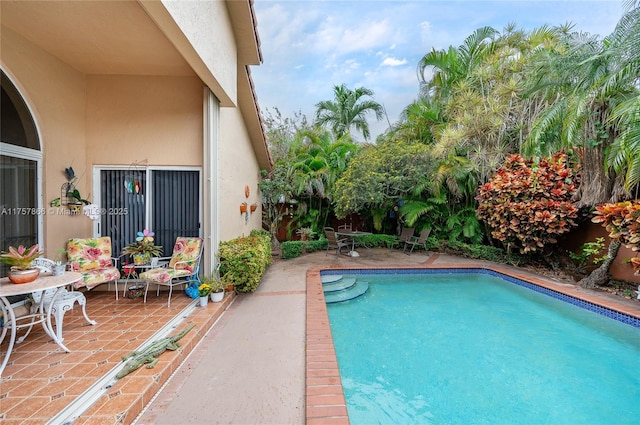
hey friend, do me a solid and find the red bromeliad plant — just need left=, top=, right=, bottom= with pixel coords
left=475, top=152, right=580, bottom=254
left=592, top=201, right=640, bottom=273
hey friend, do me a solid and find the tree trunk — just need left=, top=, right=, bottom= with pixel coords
left=578, top=240, right=621, bottom=289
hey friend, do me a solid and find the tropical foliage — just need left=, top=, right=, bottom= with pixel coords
left=260, top=2, right=640, bottom=288
left=476, top=153, right=580, bottom=254
left=315, top=84, right=384, bottom=141
left=592, top=201, right=640, bottom=252
left=333, top=140, right=432, bottom=230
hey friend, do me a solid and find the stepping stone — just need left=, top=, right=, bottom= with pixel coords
left=322, top=277, right=357, bottom=293
left=321, top=275, right=342, bottom=284
left=325, top=281, right=369, bottom=304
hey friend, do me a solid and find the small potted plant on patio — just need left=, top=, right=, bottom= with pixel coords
left=201, top=274, right=226, bottom=302
left=121, top=229, right=163, bottom=265
left=52, top=248, right=68, bottom=276
left=1, top=244, right=42, bottom=283
left=296, top=227, right=315, bottom=241
left=198, top=282, right=212, bottom=307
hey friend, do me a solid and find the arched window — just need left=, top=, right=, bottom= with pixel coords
left=1, top=70, right=42, bottom=269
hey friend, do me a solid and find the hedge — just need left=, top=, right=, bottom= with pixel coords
left=218, top=229, right=272, bottom=293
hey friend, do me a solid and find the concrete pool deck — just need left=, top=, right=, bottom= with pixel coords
left=134, top=248, right=640, bottom=425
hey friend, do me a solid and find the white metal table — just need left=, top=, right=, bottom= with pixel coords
left=0, top=271, right=82, bottom=375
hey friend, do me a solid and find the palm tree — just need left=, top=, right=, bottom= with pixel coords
left=417, top=26, right=498, bottom=101
left=603, top=3, right=640, bottom=194
left=288, top=128, right=358, bottom=231
left=315, top=84, right=383, bottom=141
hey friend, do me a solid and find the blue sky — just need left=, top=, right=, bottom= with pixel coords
left=251, top=1, right=625, bottom=141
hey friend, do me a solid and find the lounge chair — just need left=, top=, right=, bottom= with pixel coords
left=67, top=237, right=121, bottom=291
left=324, top=227, right=349, bottom=256
left=403, top=228, right=432, bottom=255
left=139, top=237, right=203, bottom=307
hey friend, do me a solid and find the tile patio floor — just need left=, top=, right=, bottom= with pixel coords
left=0, top=287, right=234, bottom=424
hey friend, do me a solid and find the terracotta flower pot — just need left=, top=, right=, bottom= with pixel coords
left=8, top=268, right=40, bottom=284
left=240, top=203, right=248, bottom=214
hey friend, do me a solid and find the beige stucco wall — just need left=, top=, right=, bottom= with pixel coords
left=86, top=75, right=203, bottom=165
left=218, top=107, right=262, bottom=242
left=1, top=26, right=91, bottom=257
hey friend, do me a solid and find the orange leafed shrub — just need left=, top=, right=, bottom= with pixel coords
left=476, top=153, right=580, bottom=254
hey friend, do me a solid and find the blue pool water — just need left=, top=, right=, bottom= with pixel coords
left=326, top=271, right=640, bottom=425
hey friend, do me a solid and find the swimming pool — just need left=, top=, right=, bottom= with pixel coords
left=324, top=269, right=640, bottom=424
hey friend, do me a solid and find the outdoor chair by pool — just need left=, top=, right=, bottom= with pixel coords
left=394, top=227, right=414, bottom=250
left=324, top=227, right=349, bottom=256
left=21, top=257, right=97, bottom=342
left=139, top=237, right=203, bottom=307
left=403, top=227, right=432, bottom=255
left=338, top=224, right=352, bottom=232
left=67, top=237, right=121, bottom=291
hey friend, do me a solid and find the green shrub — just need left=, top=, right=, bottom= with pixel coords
left=218, top=229, right=272, bottom=293
left=281, top=241, right=304, bottom=259
left=280, top=239, right=329, bottom=259
left=438, top=239, right=523, bottom=265
left=304, top=239, right=327, bottom=253
left=358, top=234, right=398, bottom=248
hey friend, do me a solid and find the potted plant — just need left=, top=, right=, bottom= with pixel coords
left=296, top=227, right=315, bottom=241
left=1, top=244, right=42, bottom=283
left=201, top=274, right=225, bottom=302
left=66, top=188, right=91, bottom=214
left=198, top=282, right=212, bottom=306
left=122, top=239, right=163, bottom=265
left=52, top=248, right=68, bottom=276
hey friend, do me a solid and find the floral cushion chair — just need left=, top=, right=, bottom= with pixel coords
left=140, top=237, right=203, bottom=307
left=67, top=237, right=120, bottom=291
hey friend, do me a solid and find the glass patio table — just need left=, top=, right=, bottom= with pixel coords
left=0, top=271, right=82, bottom=375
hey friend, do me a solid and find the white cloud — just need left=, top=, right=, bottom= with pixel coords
left=381, top=57, right=407, bottom=67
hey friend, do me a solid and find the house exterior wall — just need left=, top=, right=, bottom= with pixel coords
left=218, top=107, right=262, bottom=242
left=1, top=27, right=90, bottom=257
left=85, top=75, right=203, bottom=165
left=2, top=1, right=270, bottom=273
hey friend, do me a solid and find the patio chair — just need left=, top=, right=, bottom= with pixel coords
left=67, top=237, right=120, bottom=291
left=394, top=227, right=414, bottom=250
left=324, top=227, right=349, bottom=256
left=403, top=227, right=432, bottom=255
left=21, top=257, right=97, bottom=342
left=139, top=237, right=203, bottom=307
left=338, top=224, right=352, bottom=232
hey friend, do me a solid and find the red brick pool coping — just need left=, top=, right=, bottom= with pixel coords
left=305, top=254, right=640, bottom=425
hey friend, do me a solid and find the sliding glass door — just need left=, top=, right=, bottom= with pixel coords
left=99, top=168, right=201, bottom=258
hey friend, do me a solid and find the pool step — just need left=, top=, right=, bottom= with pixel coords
left=322, top=277, right=357, bottom=293
left=324, top=280, right=369, bottom=304
left=321, top=275, right=342, bottom=284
